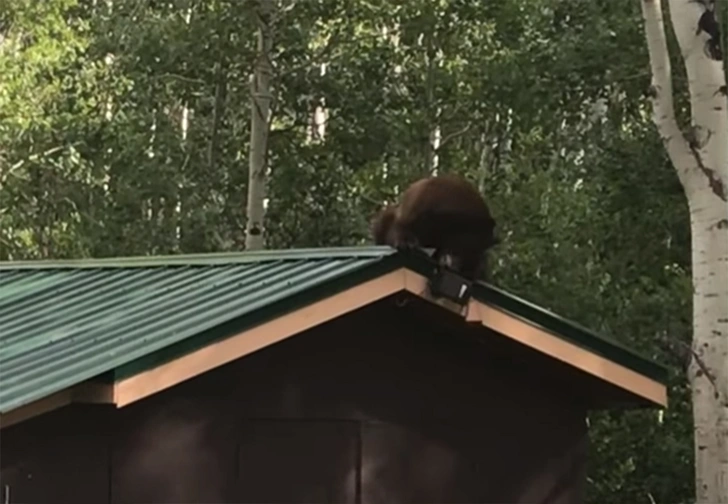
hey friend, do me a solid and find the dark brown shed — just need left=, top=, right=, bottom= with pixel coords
left=0, top=247, right=668, bottom=504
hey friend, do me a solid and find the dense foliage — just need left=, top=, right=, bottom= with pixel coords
left=0, top=0, right=695, bottom=501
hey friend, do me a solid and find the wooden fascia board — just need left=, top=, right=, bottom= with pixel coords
left=407, top=270, right=666, bottom=407
left=0, top=382, right=113, bottom=430
left=114, top=268, right=666, bottom=409
left=0, top=268, right=410, bottom=427
left=466, top=301, right=667, bottom=408
left=113, top=268, right=411, bottom=407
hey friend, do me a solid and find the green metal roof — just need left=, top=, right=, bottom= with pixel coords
left=0, top=246, right=668, bottom=414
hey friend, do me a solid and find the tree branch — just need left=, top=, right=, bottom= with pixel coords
left=152, top=73, right=207, bottom=86
left=438, top=123, right=472, bottom=148
left=658, top=330, right=728, bottom=407
left=1, top=145, right=75, bottom=184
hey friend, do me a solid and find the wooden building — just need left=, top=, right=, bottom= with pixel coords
left=0, top=247, right=668, bottom=504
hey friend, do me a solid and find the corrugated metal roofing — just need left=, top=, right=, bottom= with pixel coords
left=0, top=245, right=668, bottom=415
left=0, top=247, right=397, bottom=414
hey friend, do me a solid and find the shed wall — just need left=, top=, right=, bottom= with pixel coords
left=0, top=296, right=588, bottom=504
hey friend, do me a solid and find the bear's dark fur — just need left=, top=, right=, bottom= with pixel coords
left=370, top=174, right=497, bottom=280
left=371, top=204, right=398, bottom=246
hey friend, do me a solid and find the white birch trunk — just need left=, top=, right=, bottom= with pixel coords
left=422, top=23, right=440, bottom=176
left=307, top=63, right=327, bottom=143
left=640, top=0, right=728, bottom=502
left=173, top=5, right=193, bottom=245
left=428, top=123, right=441, bottom=175
left=477, top=131, right=491, bottom=194
left=245, top=0, right=274, bottom=250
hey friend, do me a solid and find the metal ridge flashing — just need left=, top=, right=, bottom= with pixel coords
left=0, top=246, right=397, bottom=270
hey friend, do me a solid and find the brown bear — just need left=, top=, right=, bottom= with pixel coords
left=371, top=174, right=497, bottom=280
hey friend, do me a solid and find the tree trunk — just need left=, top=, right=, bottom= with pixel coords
left=477, top=129, right=491, bottom=194
left=423, top=25, right=440, bottom=176
left=307, top=63, right=327, bottom=143
left=245, top=0, right=274, bottom=250
left=209, top=59, right=227, bottom=171
left=640, top=0, right=728, bottom=502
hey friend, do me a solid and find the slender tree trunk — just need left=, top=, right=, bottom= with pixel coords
left=477, top=127, right=491, bottom=194
left=208, top=59, right=227, bottom=171
left=641, top=1, right=728, bottom=502
left=245, top=0, right=274, bottom=250
left=423, top=26, right=439, bottom=176
left=427, top=123, right=441, bottom=175
left=307, top=63, right=327, bottom=143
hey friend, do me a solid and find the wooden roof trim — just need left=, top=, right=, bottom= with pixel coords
left=0, top=382, right=112, bottom=430
left=115, top=268, right=666, bottom=410
left=469, top=302, right=668, bottom=408
left=113, top=268, right=409, bottom=407
left=405, top=270, right=666, bottom=407
left=0, top=268, right=410, bottom=427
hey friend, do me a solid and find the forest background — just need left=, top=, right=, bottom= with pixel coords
left=0, top=0, right=700, bottom=502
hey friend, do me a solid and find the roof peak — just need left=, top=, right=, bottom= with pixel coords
left=0, top=246, right=398, bottom=270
